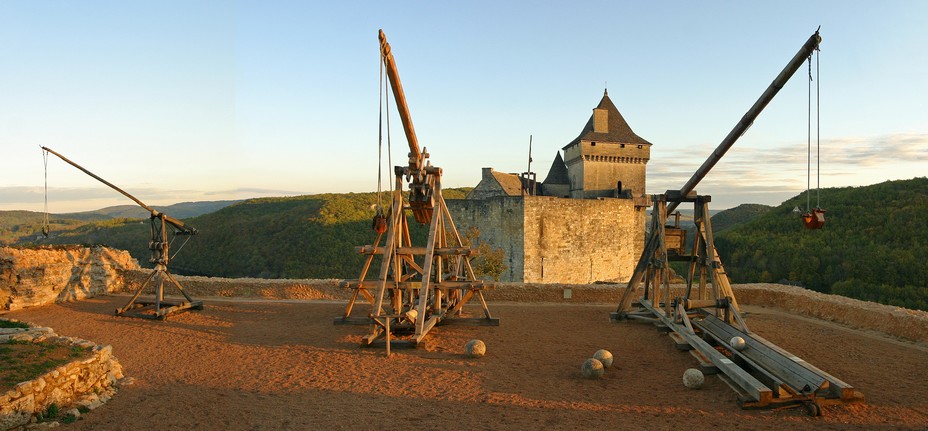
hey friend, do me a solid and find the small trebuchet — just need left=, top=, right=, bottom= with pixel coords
left=41, top=146, right=202, bottom=320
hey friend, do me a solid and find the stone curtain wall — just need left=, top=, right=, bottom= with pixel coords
left=522, top=196, right=644, bottom=283
left=446, top=196, right=645, bottom=284
left=0, top=325, right=124, bottom=430
left=446, top=197, right=525, bottom=282
left=0, top=246, right=140, bottom=311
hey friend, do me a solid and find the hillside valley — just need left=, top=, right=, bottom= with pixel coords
left=3, top=179, right=927, bottom=311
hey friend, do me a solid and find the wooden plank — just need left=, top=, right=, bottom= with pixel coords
left=640, top=301, right=772, bottom=404
left=749, top=331, right=859, bottom=400
left=696, top=314, right=827, bottom=396
left=668, top=331, right=693, bottom=351
left=438, top=317, right=500, bottom=326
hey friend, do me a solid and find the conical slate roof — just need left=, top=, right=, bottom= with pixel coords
left=563, top=90, right=651, bottom=149
left=543, top=152, right=569, bottom=185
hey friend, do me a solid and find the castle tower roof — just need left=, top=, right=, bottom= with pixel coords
left=563, top=89, right=651, bottom=150
left=542, top=152, right=569, bottom=185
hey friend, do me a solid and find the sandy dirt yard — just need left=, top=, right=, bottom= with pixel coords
left=5, top=296, right=928, bottom=430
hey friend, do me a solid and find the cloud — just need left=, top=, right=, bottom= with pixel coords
left=645, top=132, right=928, bottom=207
left=202, top=187, right=310, bottom=197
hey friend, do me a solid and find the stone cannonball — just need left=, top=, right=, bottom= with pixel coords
left=683, top=368, right=705, bottom=389
left=464, top=339, right=486, bottom=358
left=581, top=358, right=605, bottom=379
left=730, top=336, right=746, bottom=351
left=593, top=349, right=614, bottom=368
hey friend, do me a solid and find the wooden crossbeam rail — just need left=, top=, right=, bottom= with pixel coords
left=354, top=245, right=477, bottom=256
left=340, top=280, right=489, bottom=290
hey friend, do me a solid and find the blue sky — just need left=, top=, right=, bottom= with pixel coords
left=2, top=1, right=926, bottom=212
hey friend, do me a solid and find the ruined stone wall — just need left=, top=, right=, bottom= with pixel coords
left=522, top=196, right=644, bottom=283
left=0, top=246, right=139, bottom=311
left=446, top=197, right=524, bottom=282
left=0, top=323, right=124, bottom=430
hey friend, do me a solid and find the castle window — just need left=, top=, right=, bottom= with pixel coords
left=591, top=142, right=596, bottom=146
left=637, top=145, right=642, bottom=149
left=620, top=144, right=625, bottom=148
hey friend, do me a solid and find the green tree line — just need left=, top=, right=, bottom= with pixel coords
left=715, top=177, right=928, bottom=311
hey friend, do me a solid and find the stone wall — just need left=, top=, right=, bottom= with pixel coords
left=0, top=246, right=140, bottom=311
left=120, top=270, right=344, bottom=300
left=447, top=196, right=525, bottom=282
left=447, top=195, right=645, bottom=283
left=0, top=324, right=124, bottom=430
left=522, top=196, right=644, bottom=284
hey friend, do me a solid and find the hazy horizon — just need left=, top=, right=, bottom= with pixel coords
left=3, top=2, right=926, bottom=213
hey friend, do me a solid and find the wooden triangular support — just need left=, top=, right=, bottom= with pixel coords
left=612, top=194, right=743, bottom=327
left=115, top=215, right=203, bottom=320
left=337, top=176, right=498, bottom=348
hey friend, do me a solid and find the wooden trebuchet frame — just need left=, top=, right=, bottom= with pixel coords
left=337, top=169, right=498, bottom=348
left=334, top=30, right=498, bottom=350
left=115, top=213, right=203, bottom=320
left=41, top=146, right=202, bottom=320
left=610, top=30, right=863, bottom=415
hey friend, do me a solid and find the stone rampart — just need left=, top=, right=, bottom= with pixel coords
left=117, top=272, right=928, bottom=343
left=0, top=246, right=139, bottom=311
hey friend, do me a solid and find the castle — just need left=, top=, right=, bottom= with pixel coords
left=447, top=90, right=651, bottom=283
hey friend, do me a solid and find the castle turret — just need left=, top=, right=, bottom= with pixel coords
left=561, top=90, right=651, bottom=199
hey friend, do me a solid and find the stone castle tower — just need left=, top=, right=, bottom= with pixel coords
left=549, top=89, right=651, bottom=199
left=448, top=90, right=650, bottom=283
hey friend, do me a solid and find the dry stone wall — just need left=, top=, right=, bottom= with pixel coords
left=120, top=270, right=345, bottom=301
left=0, top=323, right=124, bottom=430
left=0, top=246, right=139, bottom=311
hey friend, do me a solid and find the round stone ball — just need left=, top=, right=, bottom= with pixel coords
left=730, top=336, right=746, bottom=351
left=683, top=368, right=705, bottom=389
left=464, top=339, right=486, bottom=358
left=581, top=358, right=605, bottom=379
left=593, top=349, right=614, bottom=368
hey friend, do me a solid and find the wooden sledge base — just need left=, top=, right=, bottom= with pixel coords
left=116, top=299, right=204, bottom=320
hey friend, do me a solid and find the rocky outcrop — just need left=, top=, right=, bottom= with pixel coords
left=0, top=246, right=139, bottom=311
left=0, top=323, right=125, bottom=430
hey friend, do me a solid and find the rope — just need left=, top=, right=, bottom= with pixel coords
left=377, top=51, right=384, bottom=211
left=807, top=55, right=812, bottom=212
left=42, top=149, right=50, bottom=237
left=816, top=49, right=821, bottom=208
left=169, top=234, right=191, bottom=261
left=385, top=61, right=393, bottom=192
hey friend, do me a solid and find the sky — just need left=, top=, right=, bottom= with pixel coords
left=1, top=1, right=926, bottom=212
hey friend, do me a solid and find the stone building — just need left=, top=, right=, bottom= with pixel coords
left=448, top=90, right=651, bottom=283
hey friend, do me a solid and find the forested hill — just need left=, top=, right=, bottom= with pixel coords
left=710, top=204, right=773, bottom=233
left=30, top=189, right=471, bottom=279
left=715, top=177, right=928, bottom=311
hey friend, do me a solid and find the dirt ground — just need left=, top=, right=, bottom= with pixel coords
left=5, top=296, right=928, bottom=430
